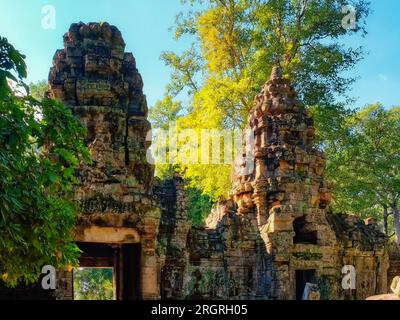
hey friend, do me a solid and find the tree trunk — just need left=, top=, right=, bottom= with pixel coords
left=392, top=204, right=400, bottom=245
left=383, top=204, right=389, bottom=236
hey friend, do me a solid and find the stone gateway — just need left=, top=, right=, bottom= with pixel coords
left=48, top=21, right=160, bottom=300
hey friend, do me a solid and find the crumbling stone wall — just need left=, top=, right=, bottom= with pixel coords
left=328, top=214, right=388, bottom=299
left=160, top=67, right=390, bottom=300
left=155, top=175, right=191, bottom=299
left=229, top=66, right=339, bottom=300
left=186, top=200, right=270, bottom=300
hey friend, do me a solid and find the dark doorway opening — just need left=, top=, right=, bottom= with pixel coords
left=121, top=243, right=141, bottom=300
left=295, top=269, right=317, bottom=300
left=293, top=216, right=318, bottom=244
left=76, top=242, right=141, bottom=300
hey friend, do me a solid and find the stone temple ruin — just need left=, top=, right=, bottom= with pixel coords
left=47, top=21, right=159, bottom=300
left=2, top=22, right=400, bottom=300
left=158, top=61, right=392, bottom=300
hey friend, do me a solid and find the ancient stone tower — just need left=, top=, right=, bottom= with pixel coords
left=48, top=22, right=160, bottom=300
left=231, top=66, right=338, bottom=299
left=169, top=67, right=389, bottom=300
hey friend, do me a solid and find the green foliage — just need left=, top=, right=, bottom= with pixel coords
left=187, top=187, right=213, bottom=226
left=0, top=36, right=27, bottom=99
left=167, top=0, right=369, bottom=114
left=0, top=36, right=90, bottom=286
left=292, top=251, right=323, bottom=260
left=326, top=104, right=400, bottom=241
left=182, top=163, right=233, bottom=202
left=29, top=80, right=48, bottom=101
left=152, top=0, right=370, bottom=212
left=160, top=46, right=203, bottom=97
left=318, top=275, right=334, bottom=300
left=149, top=95, right=182, bottom=130
left=73, top=268, right=114, bottom=300
left=308, top=104, right=355, bottom=147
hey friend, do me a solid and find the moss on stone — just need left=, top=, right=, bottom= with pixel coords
left=293, top=251, right=323, bottom=260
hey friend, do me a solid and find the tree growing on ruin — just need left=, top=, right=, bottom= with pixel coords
left=0, top=36, right=90, bottom=285
left=151, top=0, right=370, bottom=206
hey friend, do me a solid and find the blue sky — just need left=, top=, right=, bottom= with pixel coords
left=0, top=0, right=399, bottom=109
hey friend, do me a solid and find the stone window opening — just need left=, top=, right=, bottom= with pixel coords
left=293, top=216, right=318, bottom=244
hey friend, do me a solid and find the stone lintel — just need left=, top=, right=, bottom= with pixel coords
left=74, top=225, right=140, bottom=243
